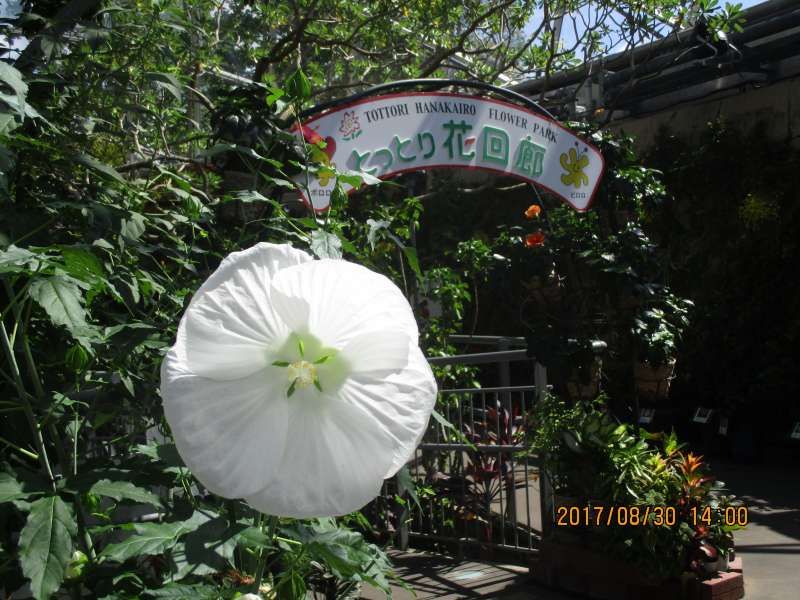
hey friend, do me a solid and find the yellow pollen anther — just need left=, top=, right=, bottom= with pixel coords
left=287, top=360, right=317, bottom=389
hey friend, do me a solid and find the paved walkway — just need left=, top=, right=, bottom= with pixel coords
left=712, top=460, right=800, bottom=600
left=360, top=550, right=570, bottom=600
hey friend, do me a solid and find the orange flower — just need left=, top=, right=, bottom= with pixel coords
left=525, top=204, right=542, bottom=219
left=525, top=231, right=545, bottom=248
left=683, top=452, right=704, bottom=475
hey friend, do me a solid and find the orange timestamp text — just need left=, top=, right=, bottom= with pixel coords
left=555, top=505, right=749, bottom=527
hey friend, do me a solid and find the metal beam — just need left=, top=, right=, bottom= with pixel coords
left=448, top=334, right=526, bottom=346
left=427, top=349, right=530, bottom=365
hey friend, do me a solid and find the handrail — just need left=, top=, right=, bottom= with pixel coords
left=448, top=334, right=526, bottom=346
left=427, top=349, right=530, bottom=366
left=440, top=384, right=538, bottom=394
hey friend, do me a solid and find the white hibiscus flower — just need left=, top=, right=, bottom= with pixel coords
left=160, top=243, right=437, bottom=517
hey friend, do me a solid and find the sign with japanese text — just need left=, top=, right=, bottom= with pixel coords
left=294, top=92, right=605, bottom=212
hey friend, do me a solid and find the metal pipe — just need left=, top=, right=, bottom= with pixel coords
left=418, top=443, right=525, bottom=452
left=440, top=384, right=537, bottom=394
left=449, top=334, right=527, bottom=346
left=427, top=349, right=530, bottom=366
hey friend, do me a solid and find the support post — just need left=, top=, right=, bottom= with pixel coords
left=534, top=361, right=553, bottom=539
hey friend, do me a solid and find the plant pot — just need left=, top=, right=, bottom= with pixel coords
left=717, top=554, right=730, bottom=572
left=566, top=361, right=601, bottom=401
left=634, top=359, right=675, bottom=400
left=701, top=558, right=722, bottom=575
left=523, top=277, right=563, bottom=311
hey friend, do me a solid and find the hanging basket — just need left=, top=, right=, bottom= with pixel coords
left=634, top=359, right=676, bottom=401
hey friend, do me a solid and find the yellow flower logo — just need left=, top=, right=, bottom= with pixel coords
left=560, top=148, right=590, bottom=188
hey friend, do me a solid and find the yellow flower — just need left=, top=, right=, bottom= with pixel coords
left=560, top=148, right=590, bottom=189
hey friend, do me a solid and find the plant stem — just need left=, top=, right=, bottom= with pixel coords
left=253, top=514, right=279, bottom=593
left=0, top=435, right=39, bottom=460
left=0, top=320, right=56, bottom=491
left=2, top=279, right=96, bottom=558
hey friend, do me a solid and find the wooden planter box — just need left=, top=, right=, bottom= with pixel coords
left=530, top=541, right=745, bottom=600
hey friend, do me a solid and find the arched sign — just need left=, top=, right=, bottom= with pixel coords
left=294, top=87, right=604, bottom=212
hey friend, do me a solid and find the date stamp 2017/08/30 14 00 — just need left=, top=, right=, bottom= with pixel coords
left=555, top=505, right=749, bottom=528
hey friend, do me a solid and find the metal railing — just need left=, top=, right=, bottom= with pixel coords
left=384, top=336, right=554, bottom=563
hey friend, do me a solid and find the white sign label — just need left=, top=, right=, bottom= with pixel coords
left=791, top=422, right=800, bottom=440
left=638, top=407, right=655, bottom=424
left=294, top=92, right=605, bottom=212
left=693, top=407, right=713, bottom=424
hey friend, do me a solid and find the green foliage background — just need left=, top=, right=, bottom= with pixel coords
left=0, top=0, right=753, bottom=597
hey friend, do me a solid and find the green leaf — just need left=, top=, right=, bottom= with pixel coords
left=146, top=72, right=183, bottom=103
left=339, top=169, right=382, bottom=186
left=75, top=153, right=125, bottom=183
left=144, top=583, right=218, bottom=599
left=236, top=526, right=275, bottom=550
left=366, top=219, right=390, bottom=251
left=134, top=442, right=186, bottom=474
left=100, top=521, right=189, bottom=562
left=285, top=68, right=311, bottom=100
left=284, top=519, right=392, bottom=590
left=276, top=569, right=306, bottom=600
left=61, top=247, right=104, bottom=285
left=0, top=245, right=44, bottom=274
left=310, top=229, right=342, bottom=259
left=431, top=409, right=457, bottom=432
left=266, top=86, right=285, bottom=107
left=402, top=246, right=423, bottom=279
left=89, top=480, right=162, bottom=508
left=28, top=275, right=88, bottom=334
left=19, top=496, right=77, bottom=600
left=120, top=212, right=147, bottom=241
left=0, top=472, right=48, bottom=504
left=170, top=516, right=245, bottom=580
left=330, top=181, right=348, bottom=208
left=0, top=61, right=27, bottom=99
left=0, top=472, right=26, bottom=504
left=0, top=62, right=28, bottom=117
left=396, top=466, right=421, bottom=511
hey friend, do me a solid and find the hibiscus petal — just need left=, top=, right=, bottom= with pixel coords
left=161, top=350, right=290, bottom=498
left=244, top=393, right=397, bottom=517
left=269, top=259, right=417, bottom=349
left=339, top=329, right=411, bottom=374
left=340, top=344, right=437, bottom=478
left=178, top=243, right=312, bottom=380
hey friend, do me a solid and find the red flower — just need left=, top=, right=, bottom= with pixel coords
left=299, top=124, right=324, bottom=146
left=524, top=204, right=541, bottom=219
left=525, top=231, right=545, bottom=248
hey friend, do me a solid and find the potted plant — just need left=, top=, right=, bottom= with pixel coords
left=632, top=294, right=692, bottom=400
left=527, top=395, right=746, bottom=598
